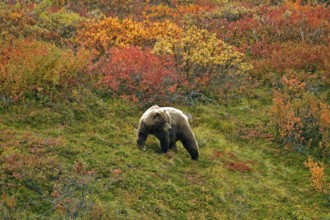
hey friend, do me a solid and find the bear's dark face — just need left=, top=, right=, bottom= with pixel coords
left=144, top=109, right=172, bottom=133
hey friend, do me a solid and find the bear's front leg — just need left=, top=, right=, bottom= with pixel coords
left=169, top=142, right=177, bottom=152
left=154, top=131, right=170, bottom=153
left=137, top=131, right=148, bottom=151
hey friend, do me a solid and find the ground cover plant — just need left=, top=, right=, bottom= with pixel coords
left=0, top=0, right=329, bottom=219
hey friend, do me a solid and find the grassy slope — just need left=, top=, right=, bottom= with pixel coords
left=1, top=97, right=329, bottom=219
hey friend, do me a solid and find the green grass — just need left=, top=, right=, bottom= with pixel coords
left=0, top=98, right=329, bottom=219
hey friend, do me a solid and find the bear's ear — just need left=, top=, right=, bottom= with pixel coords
left=163, top=109, right=168, bottom=116
left=153, top=112, right=160, bottom=118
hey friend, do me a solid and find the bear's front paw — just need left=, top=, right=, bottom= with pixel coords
left=138, top=145, right=147, bottom=151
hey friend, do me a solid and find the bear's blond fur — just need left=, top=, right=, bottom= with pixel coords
left=137, top=105, right=199, bottom=160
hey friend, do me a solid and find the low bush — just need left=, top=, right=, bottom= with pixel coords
left=251, top=42, right=329, bottom=83
left=94, top=46, right=178, bottom=105
left=0, top=38, right=94, bottom=105
left=271, top=70, right=329, bottom=158
left=77, top=17, right=181, bottom=53
left=154, top=26, right=251, bottom=103
left=304, top=157, right=328, bottom=193
left=31, top=1, right=84, bottom=44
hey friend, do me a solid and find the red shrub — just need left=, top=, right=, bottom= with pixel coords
left=257, top=4, right=329, bottom=44
left=194, top=3, right=329, bottom=55
left=95, top=47, right=177, bottom=105
left=252, top=42, right=329, bottom=79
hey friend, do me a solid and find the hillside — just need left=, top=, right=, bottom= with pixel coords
left=0, top=0, right=329, bottom=219
left=1, top=99, right=328, bottom=219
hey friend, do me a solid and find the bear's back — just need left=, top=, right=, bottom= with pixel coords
left=160, top=107, right=188, bottom=123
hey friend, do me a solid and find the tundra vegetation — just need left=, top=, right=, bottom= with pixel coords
left=0, top=0, right=329, bottom=219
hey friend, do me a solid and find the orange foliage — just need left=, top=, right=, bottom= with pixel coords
left=0, top=3, right=36, bottom=39
left=176, top=2, right=214, bottom=18
left=78, top=17, right=181, bottom=52
left=0, top=39, right=93, bottom=103
left=0, top=193, right=16, bottom=211
left=304, top=157, right=328, bottom=193
left=143, top=4, right=174, bottom=20
left=271, top=83, right=329, bottom=157
left=271, top=90, right=303, bottom=148
left=142, top=0, right=214, bottom=22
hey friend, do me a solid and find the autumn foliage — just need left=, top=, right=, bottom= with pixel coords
left=78, top=17, right=181, bottom=52
left=95, top=47, right=177, bottom=105
left=154, top=26, right=251, bottom=101
left=0, top=0, right=328, bottom=158
left=0, top=38, right=93, bottom=104
left=304, top=157, right=328, bottom=193
left=0, top=0, right=329, bottom=218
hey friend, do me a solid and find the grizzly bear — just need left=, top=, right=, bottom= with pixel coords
left=137, top=105, right=199, bottom=160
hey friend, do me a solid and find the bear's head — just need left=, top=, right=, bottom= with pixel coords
left=143, top=105, right=172, bottom=133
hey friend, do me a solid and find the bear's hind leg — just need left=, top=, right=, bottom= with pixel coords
left=180, top=132, right=199, bottom=160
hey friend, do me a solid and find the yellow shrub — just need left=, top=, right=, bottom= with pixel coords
left=153, top=26, right=251, bottom=78
left=153, top=26, right=251, bottom=102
